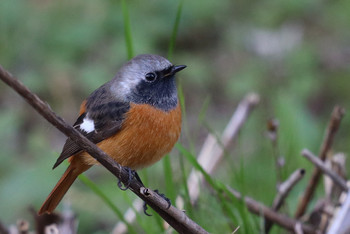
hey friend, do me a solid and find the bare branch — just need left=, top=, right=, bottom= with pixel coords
left=302, top=149, right=348, bottom=192
left=265, top=169, right=306, bottom=233
left=295, top=106, right=345, bottom=218
left=325, top=153, right=347, bottom=200
left=0, top=65, right=208, bottom=234
left=225, top=186, right=317, bottom=234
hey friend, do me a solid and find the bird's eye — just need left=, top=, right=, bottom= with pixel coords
left=145, top=72, right=157, bottom=82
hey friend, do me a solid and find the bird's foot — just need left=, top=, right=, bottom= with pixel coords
left=117, top=166, right=144, bottom=191
left=143, top=189, right=171, bottom=216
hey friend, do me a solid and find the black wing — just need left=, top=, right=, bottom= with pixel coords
left=52, top=101, right=130, bottom=169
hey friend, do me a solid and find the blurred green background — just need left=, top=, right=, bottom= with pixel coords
left=1, top=0, right=350, bottom=233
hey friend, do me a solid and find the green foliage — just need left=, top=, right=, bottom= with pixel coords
left=121, top=0, right=134, bottom=59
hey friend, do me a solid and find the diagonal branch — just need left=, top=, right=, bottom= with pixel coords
left=295, top=106, right=345, bottom=218
left=0, top=65, right=208, bottom=234
left=265, top=168, right=305, bottom=233
left=225, top=186, right=317, bottom=234
left=302, top=149, right=348, bottom=192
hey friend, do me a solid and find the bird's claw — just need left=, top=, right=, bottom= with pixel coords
left=143, top=189, right=171, bottom=216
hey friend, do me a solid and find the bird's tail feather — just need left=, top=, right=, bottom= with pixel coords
left=38, top=164, right=86, bottom=215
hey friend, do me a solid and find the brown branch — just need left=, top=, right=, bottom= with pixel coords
left=0, top=65, right=208, bottom=234
left=302, top=149, right=348, bottom=192
left=265, top=169, right=305, bottom=233
left=295, top=106, right=345, bottom=218
left=225, top=186, right=317, bottom=234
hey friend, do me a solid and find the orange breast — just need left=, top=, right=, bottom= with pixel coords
left=79, top=103, right=181, bottom=169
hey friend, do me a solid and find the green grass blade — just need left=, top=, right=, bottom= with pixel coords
left=153, top=212, right=166, bottom=232
left=120, top=191, right=162, bottom=233
left=175, top=143, right=219, bottom=191
left=163, top=154, right=176, bottom=203
left=177, top=81, right=196, bottom=154
left=167, top=0, right=197, bottom=155
left=167, top=0, right=184, bottom=60
left=197, top=95, right=211, bottom=124
left=121, top=0, right=133, bottom=59
left=179, top=150, right=193, bottom=217
left=176, top=144, right=240, bottom=226
left=78, top=174, right=137, bottom=234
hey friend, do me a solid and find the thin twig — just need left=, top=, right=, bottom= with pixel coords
left=273, top=169, right=306, bottom=211
left=302, top=149, right=348, bottom=192
left=266, top=118, right=283, bottom=186
left=225, top=186, right=317, bottom=234
left=325, top=153, right=346, bottom=201
left=0, top=65, right=208, bottom=234
left=113, top=93, right=260, bottom=233
left=295, top=106, right=345, bottom=218
left=265, top=169, right=305, bottom=233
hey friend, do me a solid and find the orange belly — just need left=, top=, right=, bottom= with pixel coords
left=77, top=103, right=181, bottom=169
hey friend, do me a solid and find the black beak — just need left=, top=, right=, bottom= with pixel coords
left=172, top=65, right=187, bottom=74
left=163, top=65, right=187, bottom=78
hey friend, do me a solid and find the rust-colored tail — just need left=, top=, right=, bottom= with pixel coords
left=38, top=164, right=87, bottom=215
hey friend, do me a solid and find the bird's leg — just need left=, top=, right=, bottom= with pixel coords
left=116, top=167, right=171, bottom=216
left=117, top=166, right=144, bottom=190
left=133, top=171, right=144, bottom=186
left=143, top=189, right=171, bottom=216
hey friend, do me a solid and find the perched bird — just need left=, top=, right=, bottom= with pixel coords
left=39, top=54, right=186, bottom=215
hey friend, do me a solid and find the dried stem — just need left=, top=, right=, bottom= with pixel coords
left=295, top=106, right=345, bottom=218
left=187, top=93, right=260, bottom=203
left=225, top=186, right=317, bottom=234
left=302, top=149, right=348, bottom=192
left=265, top=169, right=306, bottom=233
left=0, top=65, right=208, bottom=234
left=266, top=118, right=283, bottom=186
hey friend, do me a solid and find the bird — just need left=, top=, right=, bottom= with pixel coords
left=38, top=54, right=186, bottom=215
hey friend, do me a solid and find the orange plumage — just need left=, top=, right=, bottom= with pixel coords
left=38, top=103, right=181, bottom=214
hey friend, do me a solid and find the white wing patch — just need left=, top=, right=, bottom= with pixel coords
left=80, top=118, right=95, bottom=133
